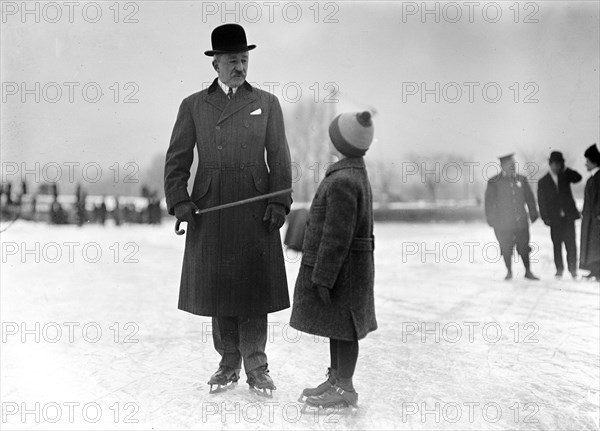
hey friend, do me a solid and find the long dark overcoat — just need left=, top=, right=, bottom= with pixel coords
left=580, top=170, right=600, bottom=271
left=164, top=79, right=292, bottom=317
left=289, top=157, right=377, bottom=341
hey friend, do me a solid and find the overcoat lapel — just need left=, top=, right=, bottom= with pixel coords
left=205, top=80, right=227, bottom=112
left=216, top=84, right=257, bottom=125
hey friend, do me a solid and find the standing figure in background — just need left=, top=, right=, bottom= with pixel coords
left=97, top=197, right=107, bottom=226
left=537, top=151, right=582, bottom=279
left=75, top=183, right=87, bottom=226
left=580, top=144, right=600, bottom=281
left=113, top=197, right=121, bottom=226
left=485, top=153, right=540, bottom=280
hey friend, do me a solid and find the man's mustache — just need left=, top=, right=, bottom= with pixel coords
left=232, top=72, right=245, bottom=78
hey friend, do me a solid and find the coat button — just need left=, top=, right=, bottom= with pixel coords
left=242, top=144, right=247, bottom=148
left=217, top=145, right=223, bottom=150
left=240, top=163, right=245, bottom=169
left=216, top=126, right=220, bottom=130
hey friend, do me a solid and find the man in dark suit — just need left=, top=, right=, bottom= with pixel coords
left=164, top=24, right=292, bottom=395
left=485, top=153, right=540, bottom=280
left=537, top=151, right=582, bottom=279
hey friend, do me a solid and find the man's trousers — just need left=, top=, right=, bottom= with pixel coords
left=212, top=315, right=268, bottom=373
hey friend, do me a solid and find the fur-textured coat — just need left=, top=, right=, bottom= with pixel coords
left=289, top=157, right=377, bottom=341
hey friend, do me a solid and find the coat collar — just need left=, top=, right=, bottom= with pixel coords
left=206, top=78, right=257, bottom=125
left=207, top=77, right=253, bottom=94
left=325, top=157, right=365, bottom=177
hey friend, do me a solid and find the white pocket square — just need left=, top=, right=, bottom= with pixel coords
left=250, top=108, right=262, bottom=115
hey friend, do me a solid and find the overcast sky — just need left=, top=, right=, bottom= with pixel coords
left=1, top=1, right=598, bottom=179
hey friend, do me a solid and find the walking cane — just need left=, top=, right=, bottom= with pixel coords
left=174, top=188, right=293, bottom=235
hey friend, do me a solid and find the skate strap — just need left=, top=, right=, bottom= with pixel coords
left=334, top=386, right=358, bottom=406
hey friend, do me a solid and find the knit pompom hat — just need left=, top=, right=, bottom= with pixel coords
left=329, top=111, right=374, bottom=158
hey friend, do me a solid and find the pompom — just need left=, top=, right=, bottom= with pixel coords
left=356, top=111, right=372, bottom=127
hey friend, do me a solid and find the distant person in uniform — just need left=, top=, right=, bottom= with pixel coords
left=580, top=144, right=600, bottom=281
left=537, top=151, right=582, bottom=279
left=485, top=153, right=540, bottom=280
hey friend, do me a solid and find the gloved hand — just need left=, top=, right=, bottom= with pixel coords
left=315, top=284, right=332, bottom=305
left=263, top=203, right=286, bottom=233
left=175, top=201, right=199, bottom=228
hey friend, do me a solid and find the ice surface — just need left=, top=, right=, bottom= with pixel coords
left=1, top=220, right=598, bottom=430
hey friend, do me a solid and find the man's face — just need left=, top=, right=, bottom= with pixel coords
left=213, top=52, right=248, bottom=88
left=501, top=158, right=516, bottom=176
left=585, top=157, right=598, bottom=171
left=549, top=161, right=563, bottom=175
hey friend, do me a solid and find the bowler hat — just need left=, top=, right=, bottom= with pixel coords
left=584, top=143, right=600, bottom=165
left=549, top=151, right=565, bottom=163
left=204, top=24, right=256, bottom=56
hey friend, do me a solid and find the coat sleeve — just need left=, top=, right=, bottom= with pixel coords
left=484, top=180, right=497, bottom=228
left=537, top=179, right=550, bottom=225
left=164, top=97, right=197, bottom=215
left=565, top=168, right=583, bottom=184
left=593, top=174, right=600, bottom=224
left=523, top=177, right=539, bottom=220
left=312, top=179, right=358, bottom=289
left=264, top=96, right=292, bottom=213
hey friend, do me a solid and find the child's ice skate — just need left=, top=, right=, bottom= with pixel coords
left=302, top=384, right=358, bottom=413
left=246, top=364, right=276, bottom=398
left=207, top=365, right=240, bottom=394
left=298, top=368, right=336, bottom=402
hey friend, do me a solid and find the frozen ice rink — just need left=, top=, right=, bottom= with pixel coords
left=1, top=220, right=599, bottom=430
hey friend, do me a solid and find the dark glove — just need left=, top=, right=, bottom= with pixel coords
left=263, top=203, right=286, bottom=233
left=315, top=284, right=332, bottom=305
left=174, top=201, right=199, bottom=228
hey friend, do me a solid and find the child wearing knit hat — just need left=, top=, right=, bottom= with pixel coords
left=290, top=111, right=377, bottom=411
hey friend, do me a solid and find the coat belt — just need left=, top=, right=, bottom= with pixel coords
left=350, top=236, right=375, bottom=251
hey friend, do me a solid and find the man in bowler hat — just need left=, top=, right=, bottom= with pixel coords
left=164, top=24, right=292, bottom=393
left=537, top=151, right=582, bottom=279
left=485, top=153, right=540, bottom=280
left=580, top=144, right=600, bottom=280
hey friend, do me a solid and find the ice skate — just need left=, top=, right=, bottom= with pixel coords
left=246, top=364, right=276, bottom=398
left=298, top=367, right=336, bottom=402
left=302, top=384, right=358, bottom=413
left=207, top=365, right=240, bottom=394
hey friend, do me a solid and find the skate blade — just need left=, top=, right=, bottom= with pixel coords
left=208, top=381, right=237, bottom=394
left=300, top=402, right=358, bottom=415
left=249, top=386, right=274, bottom=398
